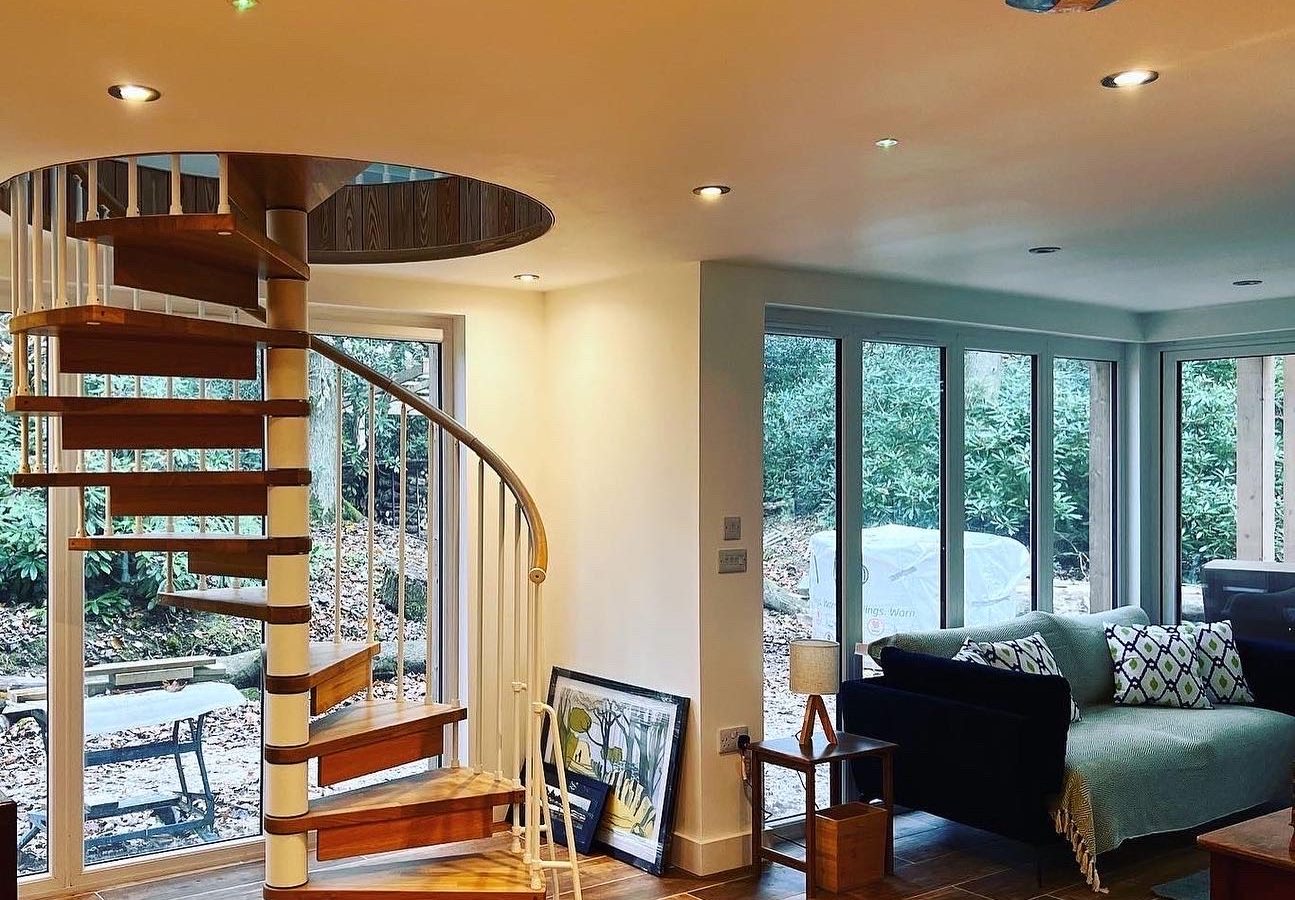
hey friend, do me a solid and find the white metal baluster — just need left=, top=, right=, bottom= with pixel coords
left=134, top=371, right=143, bottom=534
left=84, top=158, right=99, bottom=303
left=30, top=170, right=44, bottom=312
left=14, top=175, right=30, bottom=474
left=32, top=335, right=43, bottom=474
left=126, top=157, right=139, bottom=217
left=366, top=383, right=376, bottom=700
left=525, top=540, right=539, bottom=885
left=446, top=432, right=460, bottom=767
left=217, top=153, right=230, bottom=215
left=511, top=501, right=524, bottom=852
left=475, top=458, right=485, bottom=773
left=397, top=403, right=408, bottom=697
left=496, top=479, right=505, bottom=779
left=425, top=421, right=438, bottom=707
left=197, top=369, right=207, bottom=588
left=54, top=166, right=68, bottom=307
left=169, top=153, right=182, bottom=215
left=165, top=296, right=174, bottom=591
left=334, top=364, right=343, bottom=644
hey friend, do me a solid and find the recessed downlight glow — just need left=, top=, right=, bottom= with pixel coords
left=1101, top=69, right=1158, bottom=89
left=875, top=137, right=900, bottom=149
left=108, top=83, right=160, bottom=103
left=1233, top=279, right=1263, bottom=286
left=1028, top=246, right=1062, bottom=254
left=514, top=273, right=540, bottom=283
left=231, top=0, right=259, bottom=9
left=692, top=184, right=731, bottom=199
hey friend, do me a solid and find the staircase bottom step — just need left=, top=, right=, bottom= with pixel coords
left=263, top=849, right=544, bottom=900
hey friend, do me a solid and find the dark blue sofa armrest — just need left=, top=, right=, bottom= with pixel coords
left=839, top=676, right=1069, bottom=845
left=1238, top=637, right=1295, bottom=716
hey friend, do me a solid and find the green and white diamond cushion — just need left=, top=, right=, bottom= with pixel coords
left=1177, top=621, right=1255, bottom=705
left=963, top=632, right=1081, bottom=722
left=1104, top=623, right=1213, bottom=709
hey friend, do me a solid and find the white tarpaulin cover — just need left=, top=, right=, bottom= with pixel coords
left=807, top=524, right=1030, bottom=642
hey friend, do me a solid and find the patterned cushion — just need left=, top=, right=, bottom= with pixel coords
left=1105, top=624, right=1213, bottom=709
left=960, top=632, right=1081, bottom=722
left=952, top=643, right=987, bottom=663
left=1178, top=621, right=1254, bottom=705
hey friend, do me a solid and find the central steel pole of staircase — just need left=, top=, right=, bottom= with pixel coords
left=263, top=203, right=312, bottom=891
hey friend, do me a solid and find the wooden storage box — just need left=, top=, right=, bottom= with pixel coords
left=814, top=801, right=886, bottom=892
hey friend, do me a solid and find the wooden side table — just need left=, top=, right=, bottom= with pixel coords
left=749, top=733, right=896, bottom=897
left=1197, top=807, right=1295, bottom=900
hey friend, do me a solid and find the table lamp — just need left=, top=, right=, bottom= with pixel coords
left=790, top=639, right=840, bottom=747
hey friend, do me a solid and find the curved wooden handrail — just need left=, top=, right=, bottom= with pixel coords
left=307, top=335, right=549, bottom=584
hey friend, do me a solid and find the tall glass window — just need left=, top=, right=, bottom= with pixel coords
left=964, top=351, right=1034, bottom=624
left=860, top=342, right=943, bottom=640
left=1, top=313, right=50, bottom=877
left=762, top=334, right=836, bottom=820
left=1053, top=359, right=1115, bottom=614
left=1178, top=355, right=1290, bottom=623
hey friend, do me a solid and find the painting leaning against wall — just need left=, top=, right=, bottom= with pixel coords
left=546, top=668, right=689, bottom=876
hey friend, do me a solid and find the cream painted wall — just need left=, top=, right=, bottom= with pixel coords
left=540, top=264, right=705, bottom=850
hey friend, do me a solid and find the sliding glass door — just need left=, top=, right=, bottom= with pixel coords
left=762, top=312, right=1126, bottom=734
left=761, top=334, right=836, bottom=819
left=1168, top=351, right=1292, bottom=624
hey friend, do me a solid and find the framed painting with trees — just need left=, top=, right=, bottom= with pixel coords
left=546, top=668, right=689, bottom=875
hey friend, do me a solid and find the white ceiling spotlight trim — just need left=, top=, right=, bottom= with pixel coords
left=107, top=83, right=161, bottom=103
left=692, top=184, right=731, bottom=200
left=1101, top=69, right=1159, bottom=88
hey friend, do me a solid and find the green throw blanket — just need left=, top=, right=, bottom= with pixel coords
left=1051, top=703, right=1295, bottom=893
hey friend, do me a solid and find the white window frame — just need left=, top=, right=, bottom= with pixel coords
left=1157, top=331, right=1295, bottom=626
left=765, top=307, right=1129, bottom=680
left=18, top=310, right=464, bottom=899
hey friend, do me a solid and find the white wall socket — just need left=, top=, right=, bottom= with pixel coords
left=718, top=725, right=749, bottom=754
left=723, top=516, right=742, bottom=541
left=718, top=548, right=747, bottom=574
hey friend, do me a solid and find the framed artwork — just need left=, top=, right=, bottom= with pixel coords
left=546, top=668, right=689, bottom=876
left=526, top=763, right=611, bottom=855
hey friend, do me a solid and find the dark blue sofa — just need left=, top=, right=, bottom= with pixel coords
left=840, top=611, right=1295, bottom=863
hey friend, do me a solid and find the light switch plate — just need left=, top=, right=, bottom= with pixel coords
left=723, top=516, right=742, bottom=541
left=718, top=548, right=747, bottom=574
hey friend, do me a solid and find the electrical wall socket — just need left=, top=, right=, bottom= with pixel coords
left=718, top=548, right=747, bottom=574
left=718, top=725, right=749, bottom=754
left=723, top=516, right=742, bottom=541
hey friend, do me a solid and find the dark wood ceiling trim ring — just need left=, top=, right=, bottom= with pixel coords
left=306, top=178, right=552, bottom=265
left=4, top=156, right=552, bottom=264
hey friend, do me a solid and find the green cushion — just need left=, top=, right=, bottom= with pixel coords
left=873, top=606, right=1150, bottom=709
left=1066, top=704, right=1295, bottom=853
left=1054, top=606, right=1149, bottom=706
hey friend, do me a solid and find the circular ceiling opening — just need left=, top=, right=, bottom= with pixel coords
left=3, top=152, right=553, bottom=266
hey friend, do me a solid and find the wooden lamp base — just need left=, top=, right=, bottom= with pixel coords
left=797, top=694, right=837, bottom=747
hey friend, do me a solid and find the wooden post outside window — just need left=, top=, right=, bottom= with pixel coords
left=1235, top=356, right=1276, bottom=561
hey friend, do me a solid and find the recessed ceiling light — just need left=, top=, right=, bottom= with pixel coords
left=875, top=138, right=900, bottom=149
left=1101, top=69, right=1159, bottom=89
left=514, top=273, right=540, bottom=283
left=1233, top=279, right=1263, bottom=286
left=231, top=0, right=259, bottom=9
left=108, top=83, right=161, bottom=103
left=1028, top=246, right=1062, bottom=254
left=692, top=184, right=731, bottom=199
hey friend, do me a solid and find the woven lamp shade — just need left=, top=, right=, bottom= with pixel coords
left=789, top=639, right=840, bottom=695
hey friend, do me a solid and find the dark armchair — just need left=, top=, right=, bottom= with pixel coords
left=840, top=647, right=1072, bottom=847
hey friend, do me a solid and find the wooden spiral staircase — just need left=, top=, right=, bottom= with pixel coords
left=4, top=155, right=581, bottom=899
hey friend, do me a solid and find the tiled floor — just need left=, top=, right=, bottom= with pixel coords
left=63, top=811, right=1206, bottom=900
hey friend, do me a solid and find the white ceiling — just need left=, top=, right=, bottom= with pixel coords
left=3, top=1, right=1293, bottom=312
